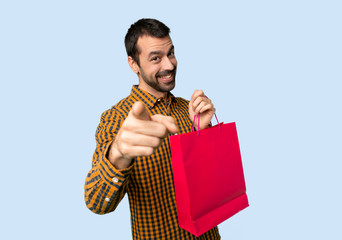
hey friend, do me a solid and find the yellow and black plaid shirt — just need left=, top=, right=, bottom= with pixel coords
left=85, top=85, right=221, bottom=239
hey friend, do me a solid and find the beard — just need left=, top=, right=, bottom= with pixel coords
left=140, top=67, right=177, bottom=93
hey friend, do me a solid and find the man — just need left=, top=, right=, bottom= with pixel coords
left=84, top=18, right=221, bottom=239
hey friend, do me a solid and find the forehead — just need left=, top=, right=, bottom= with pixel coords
left=136, top=35, right=173, bottom=55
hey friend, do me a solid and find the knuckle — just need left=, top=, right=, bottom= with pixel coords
left=152, top=138, right=161, bottom=147
left=160, top=124, right=167, bottom=135
left=144, top=147, right=154, bottom=156
left=120, top=144, right=129, bottom=155
left=166, top=116, right=175, bottom=123
left=119, top=131, right=128, bottom=141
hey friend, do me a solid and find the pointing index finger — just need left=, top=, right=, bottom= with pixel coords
left=131, top=101, right=151, bottom=121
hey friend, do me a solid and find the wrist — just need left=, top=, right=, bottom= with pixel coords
left=107, top=141, right=133, bottom=170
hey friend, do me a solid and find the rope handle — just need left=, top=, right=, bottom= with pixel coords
left=191, top=113, right=221, bottom=134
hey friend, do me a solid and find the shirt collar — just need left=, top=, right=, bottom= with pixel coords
left=130, top=85, right=176, bottom=110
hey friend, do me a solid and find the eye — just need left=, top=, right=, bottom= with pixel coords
left=151, top=56, right=160, bottom=62
left=168, top=51, right=175, bottom=57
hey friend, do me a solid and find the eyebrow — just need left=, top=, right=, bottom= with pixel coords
left=148, top=45, right=174, bottom=58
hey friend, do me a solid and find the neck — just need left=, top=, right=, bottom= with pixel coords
left=138, top=83, right=168, bottom=98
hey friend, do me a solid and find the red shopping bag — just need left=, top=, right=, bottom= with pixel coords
left=170, top=114, right=249, bottom=237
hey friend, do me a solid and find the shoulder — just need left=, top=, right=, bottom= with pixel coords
left=100, top=94, right=135, bottom=122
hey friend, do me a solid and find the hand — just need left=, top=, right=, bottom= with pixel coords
left=107, top=101, right=179, bottom=169
left=189, top=90, right=215, bottom=130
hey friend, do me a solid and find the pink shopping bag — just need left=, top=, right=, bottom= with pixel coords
left=170, top=115, right=249, bottom=237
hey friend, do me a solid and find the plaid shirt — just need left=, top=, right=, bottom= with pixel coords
left=85, top=85, right=221, bottom=239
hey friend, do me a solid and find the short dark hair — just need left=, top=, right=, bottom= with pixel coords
left=124, top=18, right=170, bottom=65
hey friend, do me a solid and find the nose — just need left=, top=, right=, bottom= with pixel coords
left=162, top=56, right=176, bottom=71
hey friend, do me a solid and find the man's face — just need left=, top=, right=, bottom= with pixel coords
left=134, top=35, right=177, bottom=97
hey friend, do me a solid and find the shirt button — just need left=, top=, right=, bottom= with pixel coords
left=157, top=99, right=161, bottom=102
left=112, top=177, right=119, bottom=183
left=105, top=198, right=110, bottom=202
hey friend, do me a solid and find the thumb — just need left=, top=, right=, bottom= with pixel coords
left=131, top=101, right=151, bottom=121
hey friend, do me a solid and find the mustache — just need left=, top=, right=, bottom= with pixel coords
left=156, top=68, right=176, bottom=78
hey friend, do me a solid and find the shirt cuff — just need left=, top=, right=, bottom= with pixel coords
left=98, top=141, right=134, bottom=186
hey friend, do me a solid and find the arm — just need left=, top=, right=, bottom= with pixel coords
left=84, top=102, right=178, bottom=214
left=84, top=108, right=132, bottom=214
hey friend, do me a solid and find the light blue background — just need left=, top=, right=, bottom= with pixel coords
left=1, top=1, right=341, bottom=239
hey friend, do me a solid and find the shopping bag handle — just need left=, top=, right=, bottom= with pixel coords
left=191, top=113, right=200, bottom=134
left=191, top=113, right=221, bottom=136
left=191, top=95, right=221, bottom=135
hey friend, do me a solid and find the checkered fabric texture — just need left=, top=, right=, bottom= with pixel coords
left=85, top=85, right=220, bottom=239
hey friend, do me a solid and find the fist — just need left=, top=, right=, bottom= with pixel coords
left=189, top=90, right=215, bottom=130
left=108, top=101, right=178, bottom=169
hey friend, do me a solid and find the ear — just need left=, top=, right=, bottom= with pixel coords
left=128, top=56, right=139, bottom=74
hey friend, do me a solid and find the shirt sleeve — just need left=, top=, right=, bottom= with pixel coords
left=84, top=108, right=133, bottom=214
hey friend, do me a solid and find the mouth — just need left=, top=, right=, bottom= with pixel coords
left=156, top=71, right=175, bottom=83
